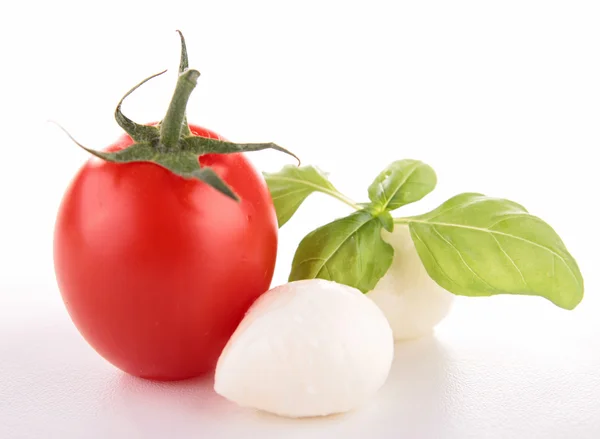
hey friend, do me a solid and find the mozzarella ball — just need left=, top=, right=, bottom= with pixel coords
left=367, top=225, right=455, bottom=341
left=214, top=279, right=394, bottom=418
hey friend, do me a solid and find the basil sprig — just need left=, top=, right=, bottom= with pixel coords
left=264, top=161, right=583, bottom=310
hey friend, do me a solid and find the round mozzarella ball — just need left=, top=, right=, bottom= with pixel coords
left=214, top=279, right=394, bottom=418
left=367, top=225, right=455, bottom=341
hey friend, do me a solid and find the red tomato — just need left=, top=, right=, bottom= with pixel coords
left=54, top=125, right=278, bottom=380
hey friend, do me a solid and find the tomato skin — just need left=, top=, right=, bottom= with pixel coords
left=54, top=125, right=278, bottom=380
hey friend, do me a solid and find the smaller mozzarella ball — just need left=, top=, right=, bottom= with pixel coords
left=214, top=279, right=394, bottom=418
left=367, top=225, right=455, bottom=341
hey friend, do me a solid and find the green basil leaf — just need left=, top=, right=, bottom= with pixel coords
left=403, top=193, right=584, bottom=309
left=368, top=159, right=437, bottom=212
left=264, top=165, right=354, bottom=228
left=289, top=210, right=394, bottom=293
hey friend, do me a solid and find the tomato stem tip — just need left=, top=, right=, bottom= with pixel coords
left=159, top=69, right=200, bottom=149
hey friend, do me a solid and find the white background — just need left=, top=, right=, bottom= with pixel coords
left=1, top=1, right=599, bottom=438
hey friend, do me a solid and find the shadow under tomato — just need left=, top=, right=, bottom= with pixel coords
left=112, top=369, right=222, bottom=411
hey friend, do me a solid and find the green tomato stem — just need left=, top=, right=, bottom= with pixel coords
left=175, top=30, right=192, bottom=137
left=176, top=30, right=189, bottom=73
left=114, top=70, right=166, bottom=143
left=159, top=69, right=200, bottom=149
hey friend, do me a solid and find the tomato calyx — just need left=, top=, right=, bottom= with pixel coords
left=59, top=31, right=299, bottom=201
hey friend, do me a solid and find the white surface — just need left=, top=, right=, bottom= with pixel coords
left=2, top=289, right=600, bottom=438
left=2, top=1, right=600, bottom=437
